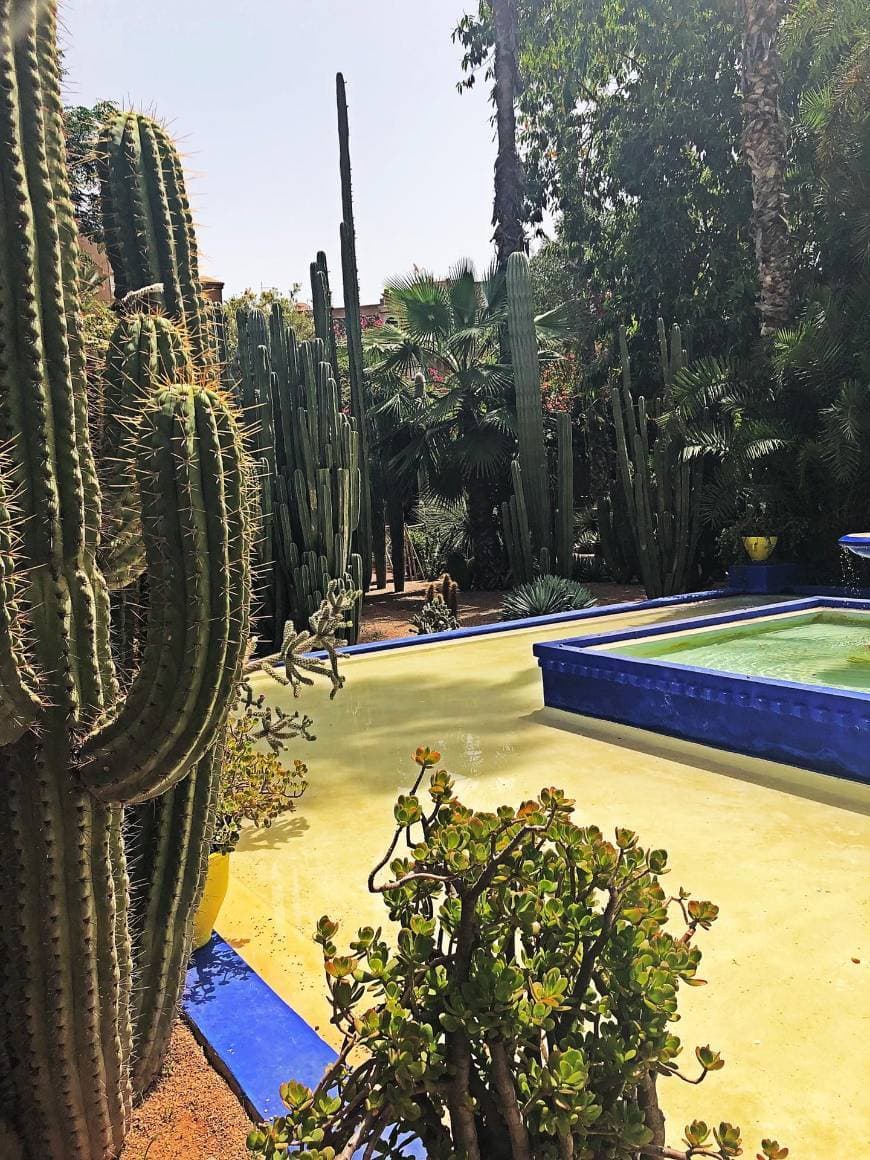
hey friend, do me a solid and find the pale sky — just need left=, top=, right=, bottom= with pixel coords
left=60, top=0, right=500, bottom=304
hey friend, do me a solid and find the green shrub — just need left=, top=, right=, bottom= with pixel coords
left=211, top=717, right=309, bottom=855
left=246, top=750, right=787, bottom=1160
left=501, top=574, right=596, bottom=621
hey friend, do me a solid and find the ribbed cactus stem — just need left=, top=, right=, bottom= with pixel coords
left=310, top=249, right=341, bottom=387
left=507, top=251, right=553, bottom=559
left=98, top=111, right=213, bottom=370
left=98, top=314, right=193, bottom=590
left=235, top=305, right=362, bottom=643
left=337, top=73, right=373, bottom=591
left=610, top=320, right=701, bottom=598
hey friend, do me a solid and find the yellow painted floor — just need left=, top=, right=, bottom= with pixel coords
left=219, top=595, right=870, bottom=1155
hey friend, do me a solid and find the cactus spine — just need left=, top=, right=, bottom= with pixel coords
left=502, top=252, right=575, bottom=583
left=337, top=72, right=373, bottom=590
left=609, top=319, right=703, bottom=597
left=0, top=9, right=250, bottom=1157
left=235, top=305, right=363, bottom=644
left=98, top=110, right=214, bottom=370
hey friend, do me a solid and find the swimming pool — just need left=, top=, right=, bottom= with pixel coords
left=534, top=597, right=870, bottom=781
left=201, top=592, right=869, bottom=1156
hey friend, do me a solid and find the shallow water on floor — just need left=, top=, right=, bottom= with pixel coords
left=609, top=610, right=870, bottom=691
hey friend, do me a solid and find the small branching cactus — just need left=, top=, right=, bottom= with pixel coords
left=409, top=595, right=460, bottom=635
left=247, top=750, right=787, bottom=1160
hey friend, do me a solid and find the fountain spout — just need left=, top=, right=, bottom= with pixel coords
left=840, top=534, right=870, bottom=560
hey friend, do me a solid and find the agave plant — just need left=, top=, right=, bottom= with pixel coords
left=501, top=574, right=596, bottom=621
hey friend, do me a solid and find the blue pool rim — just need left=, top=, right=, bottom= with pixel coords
left=534, top=595, right=870, bottom=784
left=186, top=587, right=744, bottom=1137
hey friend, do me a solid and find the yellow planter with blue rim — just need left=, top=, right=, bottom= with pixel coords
left=192, top=852, right=231, bottom=950
left=742, top=535, right=778, bottom=562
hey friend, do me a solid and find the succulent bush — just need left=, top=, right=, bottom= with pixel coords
left=501, top=574, right=597, bottom=621
left=409, top=596, right=460, bottom=636
left=212, top=717, right=309, bottom=856
left=247, top=750, right=787, bottom=1160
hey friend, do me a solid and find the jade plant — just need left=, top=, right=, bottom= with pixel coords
left=0, top=6, right=250, bottom=1155
left=247, top=750, right=788, bottom=1160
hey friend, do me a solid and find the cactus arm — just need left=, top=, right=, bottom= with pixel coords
left=99, top=112, right=212, bottom=369
left=136, top=116, right=185, bottom=319
left=98, top=315, right=194, bottom=590
left=80, top=388, right=249, bottom=803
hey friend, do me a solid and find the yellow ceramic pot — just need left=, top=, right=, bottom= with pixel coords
left=192, top=852, right=231, bottom=950
left=742, top=535, right=778, bottom=562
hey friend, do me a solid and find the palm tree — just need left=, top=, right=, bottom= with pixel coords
left=740, top=0, right=792, bottom=332
left=366, top=262, right=513, bottom=586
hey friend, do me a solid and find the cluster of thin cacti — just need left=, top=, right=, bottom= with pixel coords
left=0, top=7, right=250, bottom=1158
left=425, top=572, right=459, bottom=616
left=234, top=291, right=363, bottom=646
left=501, top=252, right=575, bottom=584
left=606, top=319, right=703, bottom=597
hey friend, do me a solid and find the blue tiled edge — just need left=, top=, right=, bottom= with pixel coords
left=183, top=936, right=426, bottom=1157
left=533, top=596, right=870, bottom=783
left=183, top=934, right=335, bottom=1121
left=300, top=587, right=734, bottom=662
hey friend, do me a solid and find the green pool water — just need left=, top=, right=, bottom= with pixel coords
left=604, top=610, right=870, bottom=692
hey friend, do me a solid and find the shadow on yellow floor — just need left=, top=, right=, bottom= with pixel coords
left=218, top=595, right=870, bottom=1154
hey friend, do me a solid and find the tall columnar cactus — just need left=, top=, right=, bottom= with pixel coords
left=97, top=110, right=214, bottom=370
left=337, top=72, right=373, bottom=590
left=310, top=249, right=341, bottom=388
left=609, top=319, right=703, bottom=597
left=235, top=305, right=363, bottom=644
left=0, top=8, right=250, bottom=1158
left=502, top=251, right=574, bottom=583
left=507, top=251, right=553, bottom=558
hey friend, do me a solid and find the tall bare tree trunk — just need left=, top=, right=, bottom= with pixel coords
left=491, top=0, right=525, bottom=269
left=741, top=0, right=792, bottom=333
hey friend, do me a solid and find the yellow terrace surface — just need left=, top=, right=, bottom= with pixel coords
left=218, top=595, right=870, bottom=1155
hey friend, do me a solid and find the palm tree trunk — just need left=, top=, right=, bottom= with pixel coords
left=740, top=0, right=792, bottom=333
left=466, top=476, right=504, bottom=588
left=491, top=0, right=525, bottom=270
